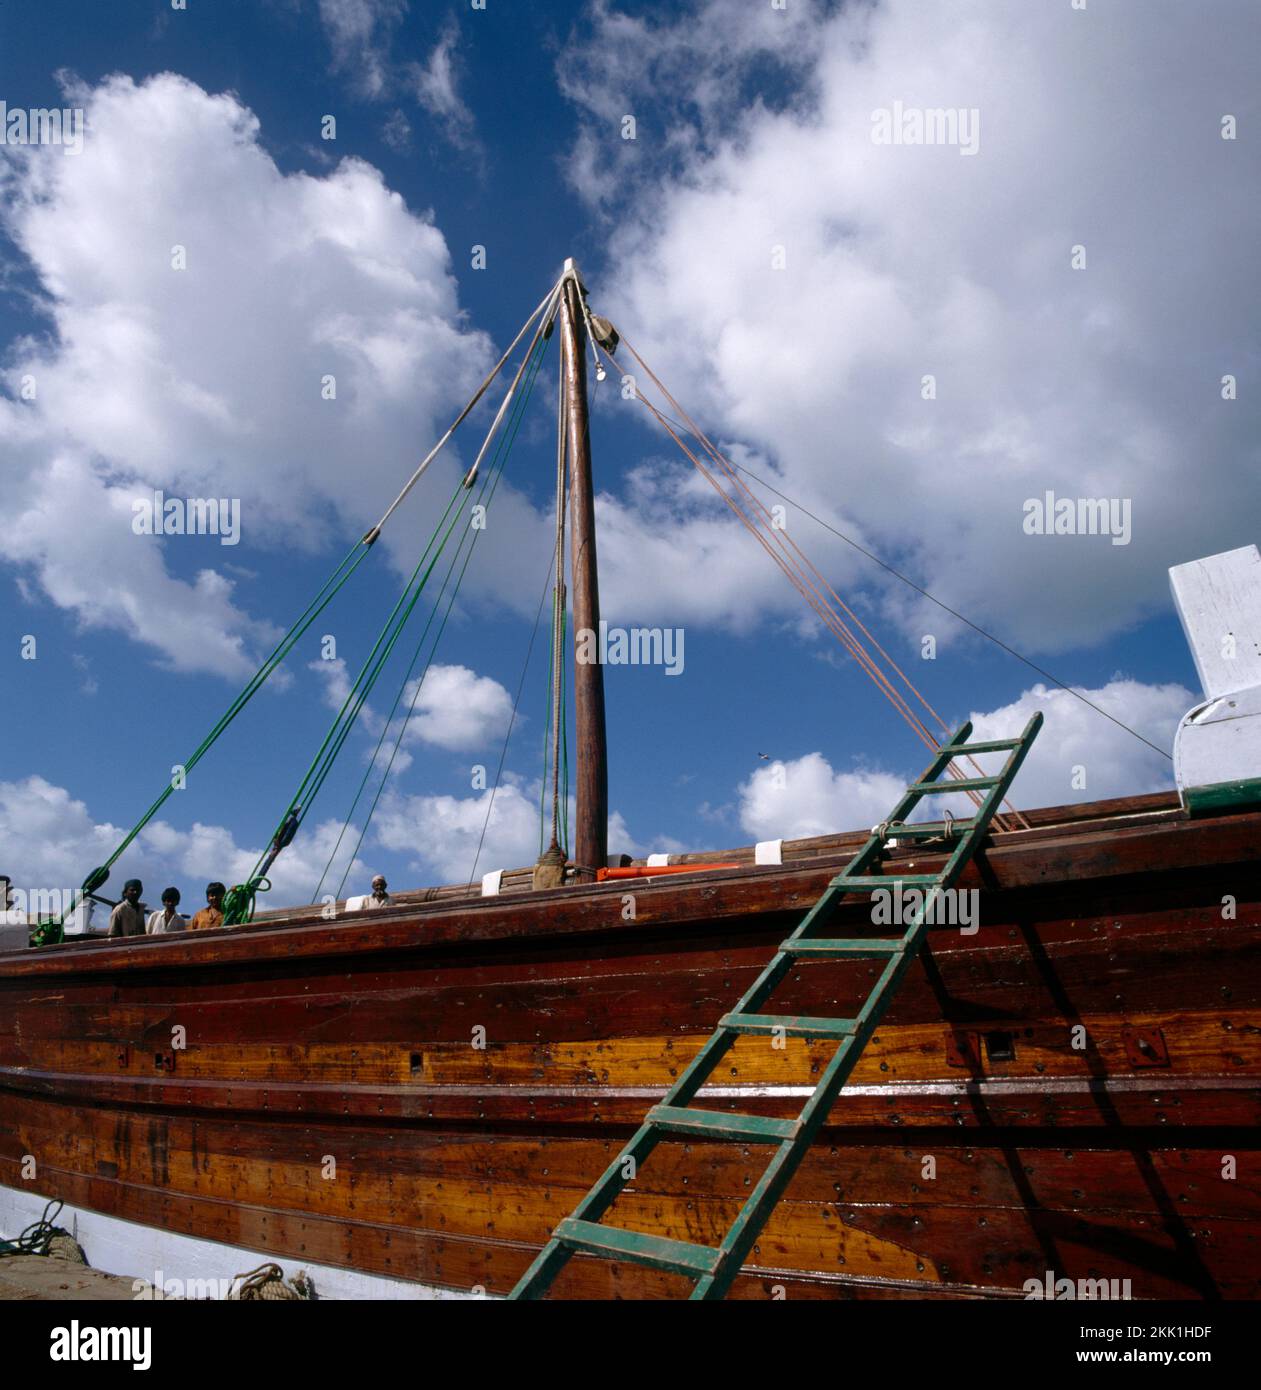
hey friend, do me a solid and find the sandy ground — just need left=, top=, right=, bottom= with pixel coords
left=0, top=1255, right=143, bottom=1301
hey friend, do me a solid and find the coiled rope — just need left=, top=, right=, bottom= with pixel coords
left=0, top=1199, right=84, bottom=1263
left=227, top=1262, right=316, bottom=1301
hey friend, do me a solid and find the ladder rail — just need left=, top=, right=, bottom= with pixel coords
left=695, top=712, right=1041, bottom=1299
left=508, top=712, right=1042, bottom=1299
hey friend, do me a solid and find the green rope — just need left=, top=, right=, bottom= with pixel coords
left=539, top=626, right=555, bottom=856
left=470, top=551, right=556, bottom=888
left=321, top=332, right=552, bottom=903
left=326, top=456, right=505, bottom=900
left=0, top=1199, right=67, bottom=1257
left=27, top=916, right=64, bottom=949
left=236, top=330, right=553, bottom=922
left=538, top=599, right=571, bottom=856
left=38, top=290, right=566, bottom=945
left=317, top=537, right=478, bottom=903
left=32, top=539, right=374, bottom=945
left=222, top=476, right=468, bottom=924
left=294, top=483, right=467, bottom=808
left=559, top=604, right=570, bottom=854
left=118, top=539, right=367, bottom=854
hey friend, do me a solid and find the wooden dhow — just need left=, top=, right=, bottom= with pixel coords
left=1, top=262, right=1259, bottom=1300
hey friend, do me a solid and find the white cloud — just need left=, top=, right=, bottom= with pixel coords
left=606, top=809, right=688, bottom=860
left=310, top=656, right=358, bottom=714
left=318, top=0, right=406, bottom=99
left=398, top=663, right=513, bottom=751
left=306, top=658, right=512, bottom=780
left=407, top=23, right=479, bottom=152
left=0, top=776, right=121, bottom=892
left=739, top=754, right=906, bottom=841
left=0, top=774, right=366, bottom=915
left=557, top=0, right=816, bottom=186
left=959, top=677, right=1190, bottom=815
left=592, top=451, right=859, bottom=629
left=317, top=2, right=481, bottom=155
left=5, top=456, right=277, bottom=677
left=0, top=72, right=515, bottom=677
left=374, top=783, right=682, bottom=881
left=381, top=108, right=411, bottom=152
left=374, top=781, right=538, bottom=883
left=566, top=0, right=1261, bottom=654
left=736, top=676, right=1191, bottom=840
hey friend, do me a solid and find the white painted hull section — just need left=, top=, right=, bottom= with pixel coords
left=1171, top=544, right=1261, bottom=804
left=0, top=1182, right=490, bottom=1300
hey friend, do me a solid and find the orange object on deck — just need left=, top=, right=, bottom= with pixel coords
left=595, top=863, right=742, bottom=882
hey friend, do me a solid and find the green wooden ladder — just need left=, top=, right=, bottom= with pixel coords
left=509, top=712, right=1043, bottom=1300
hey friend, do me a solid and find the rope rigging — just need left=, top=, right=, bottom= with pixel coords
left=30, top=257, right=1160, bottom=945
left=226, top=286, right=564, bottom=924
left=542, top=336, right=570, bottom=858
left=471, top=547, right=559, bottom=888
left=718, top=457, right=1173, bottom=762
left=312, top=304, right=559, bottom=906
left=616, top=334, right=1032, bottom=830
left=27, top=537, right=376, bottom=947
left=601, top=329, right=1167, bottom=768
left=369, top=280, right=561, bottom=537
left=537, top=325, right=608, bottom=861
left=220, top=471, right=470, bottom=925
left=32, top=277, right=564, bottom=945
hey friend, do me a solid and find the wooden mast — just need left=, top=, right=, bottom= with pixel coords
left=560, top=258, right=608, bottom=878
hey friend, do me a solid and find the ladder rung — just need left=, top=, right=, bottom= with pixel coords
left=555, top=1217, right=722, bottom=1276
left=509, top=717, right=1042, bottom=1301
left=910, top=776, right=1001, bottom=793
left=881, top=820, right=975, bottom=840
left=832, top=874, right=941, bottom=890
left=647, top=1105, right=798, bottom=1143
left=720, top=1012, right=858, bottom=1039
left=780, top=938, right=905, bottom=958
left=940, top=738, right=1019, bottom=756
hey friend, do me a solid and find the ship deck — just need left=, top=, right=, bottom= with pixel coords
left=2, top=789, right=1259, bottom=1299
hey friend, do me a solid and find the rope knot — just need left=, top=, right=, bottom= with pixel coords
left=222, top=877, right=270, bottom=927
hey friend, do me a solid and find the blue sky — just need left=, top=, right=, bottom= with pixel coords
left=1, top=0, right=1256, bottom=915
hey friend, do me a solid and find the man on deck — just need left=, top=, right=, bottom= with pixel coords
left=188, top=882, right=226, bottom=931
left=366, top=875, right=391, bottom=908
left=146, top=887, right=187, bottom=934
left=108, top=880, right=147, bottom=937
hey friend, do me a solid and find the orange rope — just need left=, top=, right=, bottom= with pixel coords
left=618, top=336, right=1029, bottom=831
left=641, top=399, right=945, bottom=748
